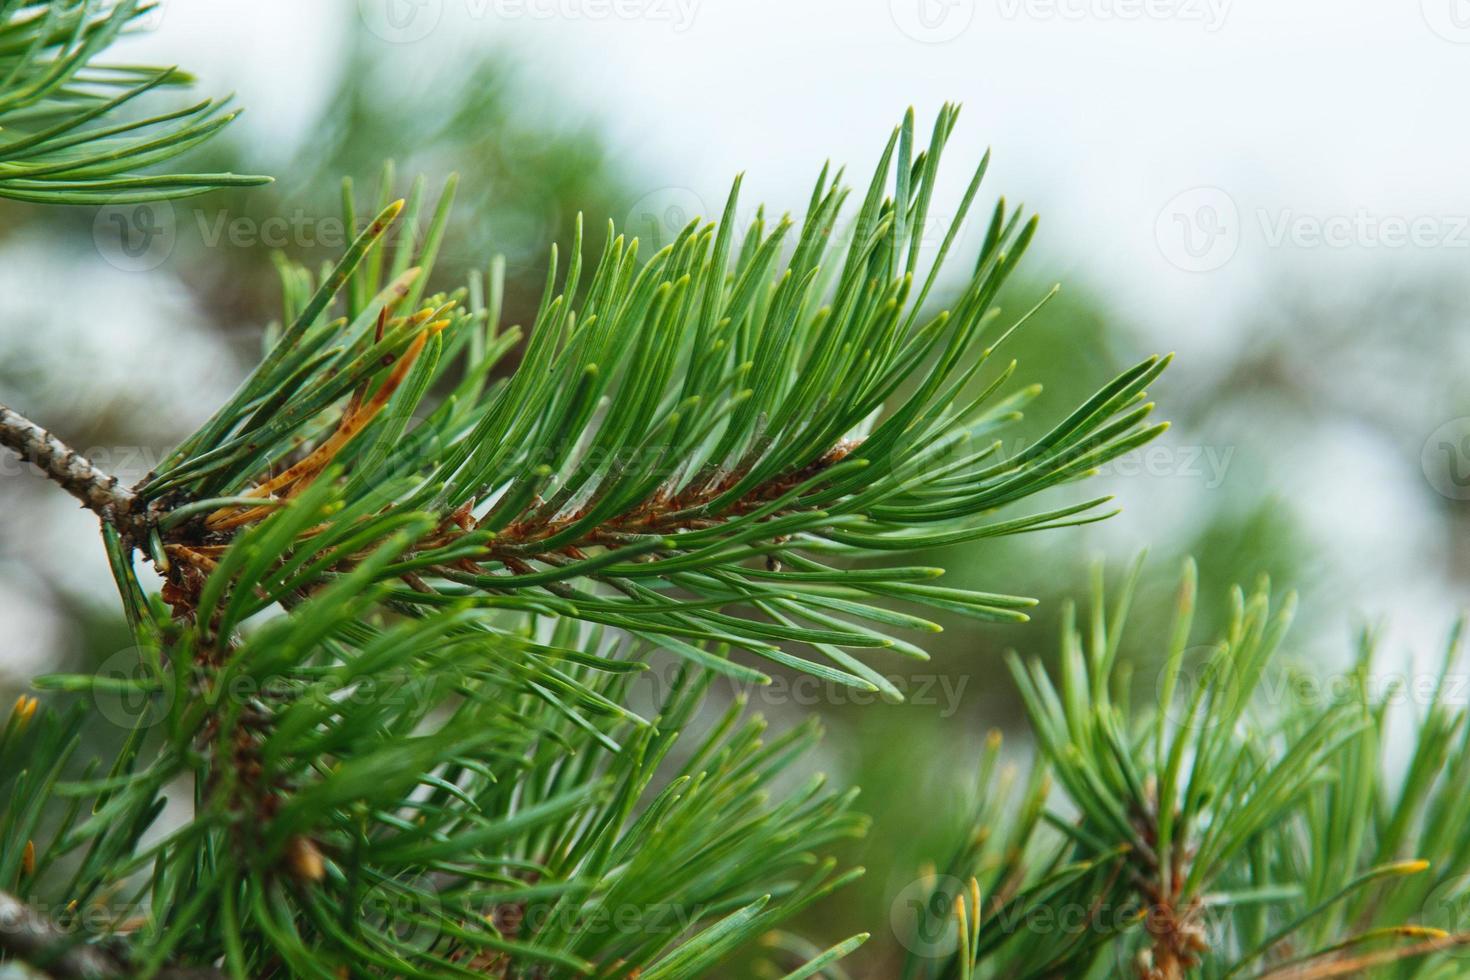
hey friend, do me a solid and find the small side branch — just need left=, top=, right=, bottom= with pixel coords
left=0, top=888, right=122, bottom=979
left=0, top=403, right=138, bottom=530
left=0, top=890, right=226, bottom=980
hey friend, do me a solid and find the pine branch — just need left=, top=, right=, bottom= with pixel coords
left=0, top=0, right=269, bottom=204
left=0, top=43, right=1165, bottom=968
left=126, top=106, right=1169, bottom=690
left=904, top=561, right=1470, bottom=980
left=14, top=593, right=868, bottom=976
left=0, top=402, right=142, bottom=532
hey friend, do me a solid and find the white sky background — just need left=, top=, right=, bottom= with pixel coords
left=131, top=0, right=1470, bottom=333
left=98, top=0, right=1470, bottom=662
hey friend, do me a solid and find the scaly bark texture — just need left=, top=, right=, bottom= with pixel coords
left=0, top=403, right=139, bottom=532
left=0, top=887, right=122, bottom=979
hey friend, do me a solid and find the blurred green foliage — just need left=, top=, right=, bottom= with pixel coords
left=0, top=19, right=1366, bottom=976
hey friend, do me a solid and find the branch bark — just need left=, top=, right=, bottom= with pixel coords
left=0, top=890, right=227, bottom=980
left=0, top=403, right=139, bottom=531
left=0, top=888, right=121, bottom=979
